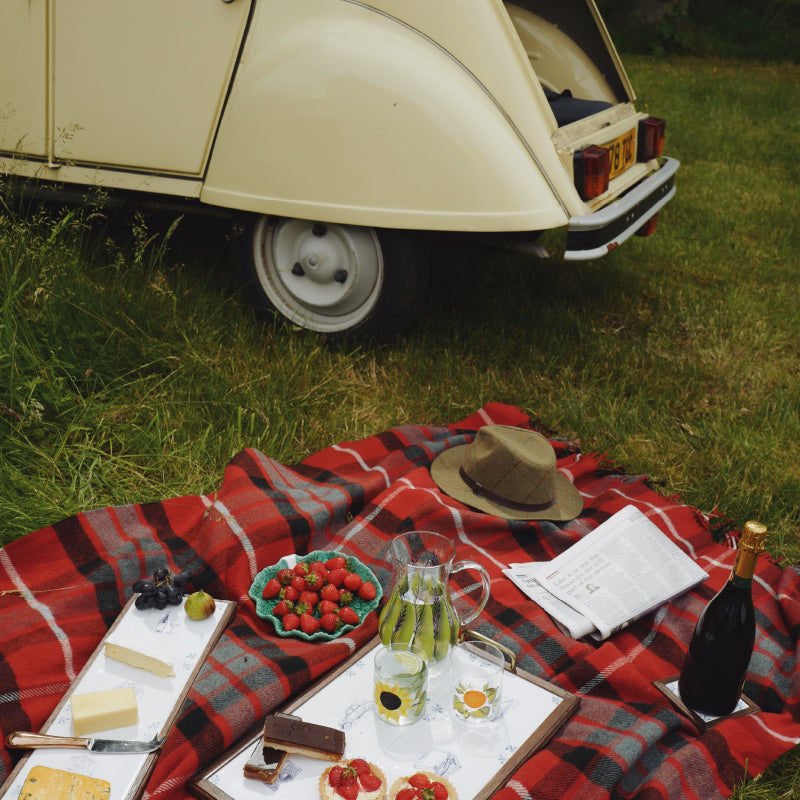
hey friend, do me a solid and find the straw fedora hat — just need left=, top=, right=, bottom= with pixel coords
left=430, top=424, right=582, bottom=521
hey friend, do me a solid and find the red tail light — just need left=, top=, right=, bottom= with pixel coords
left=635, top=213, right=659, bottom=237
left=638, top=117, right=665, bottom=161
left=574, top=145, right=610, bottom=200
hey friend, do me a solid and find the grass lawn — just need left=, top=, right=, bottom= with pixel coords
left=1, top=55, right=799, bottom=797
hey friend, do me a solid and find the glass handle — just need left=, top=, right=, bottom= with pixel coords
left=450, top=559, right=491, bottom=627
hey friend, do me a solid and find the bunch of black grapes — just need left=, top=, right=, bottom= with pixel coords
left=133, top=568, right=192, bottom=610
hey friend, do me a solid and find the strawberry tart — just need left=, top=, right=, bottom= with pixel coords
left=319, top=758, right=387, bottom=800
left=388, top=772, right=458, bottom=800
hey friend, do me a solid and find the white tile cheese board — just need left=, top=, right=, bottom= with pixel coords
left=0, top=593, right=235, bottom=800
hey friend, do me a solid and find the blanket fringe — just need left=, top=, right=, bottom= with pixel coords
left=1, top=584, right=82, bottom=597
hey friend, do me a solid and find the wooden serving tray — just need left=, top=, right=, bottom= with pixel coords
left=0, top=594, right=236, bottom=800
left=190, top=637, right=579, bottom=800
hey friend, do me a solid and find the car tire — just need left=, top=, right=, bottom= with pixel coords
left=234, top=215, right=428, bottom=340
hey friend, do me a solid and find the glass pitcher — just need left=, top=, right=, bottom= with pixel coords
left=378, top=531, right=491, bottom=669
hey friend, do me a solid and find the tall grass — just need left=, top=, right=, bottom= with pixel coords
left=1, top=55, right=799, bottom=797
left=1, top=57, right=798, bottom=553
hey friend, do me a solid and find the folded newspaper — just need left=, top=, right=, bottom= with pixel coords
left=503, top=505, right=709, bottom=640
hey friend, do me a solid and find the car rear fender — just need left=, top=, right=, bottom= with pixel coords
left=201, top=2, right=568, bottom=232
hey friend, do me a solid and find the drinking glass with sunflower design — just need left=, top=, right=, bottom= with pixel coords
left=373, top=642, right=428, bottom=726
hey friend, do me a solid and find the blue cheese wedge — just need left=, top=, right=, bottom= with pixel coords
left=71, top=686, right=138, bottom=736
left=19, top=765, right=111, bottom=800
left=104, top=634, right=175, bottom=678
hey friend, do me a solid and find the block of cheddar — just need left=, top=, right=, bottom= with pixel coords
left=70, top=686, right=138, bottom=736
left=104, top=632, right=175, bottom=678
left=19, top=765, right=111, bottom=800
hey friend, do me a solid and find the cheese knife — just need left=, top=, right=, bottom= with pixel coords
left=6, top=731, right=165, bottom=754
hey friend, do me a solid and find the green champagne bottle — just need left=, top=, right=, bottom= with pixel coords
left=678, top=520, right=767, bottom=716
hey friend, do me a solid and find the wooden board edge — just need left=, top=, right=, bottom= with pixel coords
left=652, top=675, right=760, bottom=733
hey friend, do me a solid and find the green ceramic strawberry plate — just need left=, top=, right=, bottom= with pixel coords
left=249, top=550, right=383, bottom=641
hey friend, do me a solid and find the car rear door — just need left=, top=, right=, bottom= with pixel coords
left=52, top=0, right=252, bottom=175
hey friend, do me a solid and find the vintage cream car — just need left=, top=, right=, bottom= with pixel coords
left=1, top=0, right=678, bottom=337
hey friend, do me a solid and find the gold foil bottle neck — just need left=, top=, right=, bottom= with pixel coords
left=740, top=520, right=768, bottom=554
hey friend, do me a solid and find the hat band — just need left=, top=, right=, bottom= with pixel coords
left=459, top=466, right=556, bottom=513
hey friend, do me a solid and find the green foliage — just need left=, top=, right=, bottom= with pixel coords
left=596, top=0, right=800, bottom=60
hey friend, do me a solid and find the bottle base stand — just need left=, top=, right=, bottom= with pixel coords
left=652, top=675, right=760, bottom=733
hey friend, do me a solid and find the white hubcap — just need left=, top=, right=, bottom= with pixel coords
left=253, top=218, right=383, bottom=333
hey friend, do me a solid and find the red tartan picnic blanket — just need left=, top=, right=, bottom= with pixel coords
left=2, top=402, right=799, bottom=800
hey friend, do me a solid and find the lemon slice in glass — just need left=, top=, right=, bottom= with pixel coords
left=392, top=650, right=424, bottom=675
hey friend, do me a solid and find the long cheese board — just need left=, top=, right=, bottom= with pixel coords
left=0, top=593, right=236, bottom=800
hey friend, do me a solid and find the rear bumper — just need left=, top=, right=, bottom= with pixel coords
left=564, top=157, right=680, bottom=261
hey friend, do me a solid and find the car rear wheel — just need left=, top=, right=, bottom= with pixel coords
left=235, top=215, right=428, bottom=339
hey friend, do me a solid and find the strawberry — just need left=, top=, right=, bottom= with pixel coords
left=325, top=556, right=347, bottom=571
left=357, top=581, right=377, bottom=601
left=343, top=572, right=362, bottom=592
left=310, top=560, right=328, bottom=576
left=320, top=612, right=341, bottom=633
left=349, top=758, right=370, bottom=775
left=276, top=568, right=295, bottom=586
left=261, top=578, right=281, bottom=599
left=299, top=590, right=319, bottom=607
left=293, top=561, right=310, bottom=577
left=409, top=774, right=431, bottom=789
left=272, top=599, right=293, bottom=617
left=327, top=568, right=348, bottom=588
left=338, top=588, right=354, bottom=606
left=300, top=612, right=320, bottom=635
left=282, top=612, right=300, bottom=631
left=290, top=575, right=306, bottom=593
left=328, top=766, right=343, bottom=787
left=395, top=789, right=419, bottom=800
left=321, top=584, right=341, bottom=603
left=280, top=585, right=300, bottom=603
left=318, top=599, right=339, bottom=615
left=338, top=606, right=359, bottom=626
left=303, top=571, right=322, bottom=589
left=292, top=601, right=311, bottom=616
left=359, top=772, right=383, bottom=792
left=335, top=786, right=358, bottom=800
left=430, top=782, right=449, bottom=800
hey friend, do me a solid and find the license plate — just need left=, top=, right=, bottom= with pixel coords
left=607, top=128, right=636, bottom=179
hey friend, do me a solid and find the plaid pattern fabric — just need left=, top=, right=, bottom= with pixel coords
left=1, top=402, right=798, bottom=800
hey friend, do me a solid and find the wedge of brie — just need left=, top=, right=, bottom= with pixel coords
left=104, top=635, right=175, bottom=678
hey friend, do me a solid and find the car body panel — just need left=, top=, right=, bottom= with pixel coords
left=202, top=0, right=569, bottom=230
left=0, top=1, right=48, bottom=159
left=1, top=0, right=251, bottom=175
